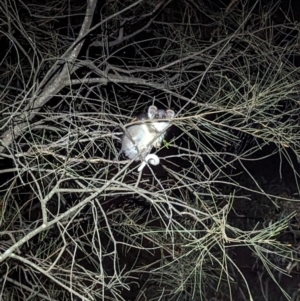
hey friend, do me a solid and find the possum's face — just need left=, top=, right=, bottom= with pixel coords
left=154, top=109, right=175, bottom=120
left=155, top=109, right=167, bottom=119
left=149, top=108, right=175, bottom=133
left=147, top=106, right=175, bottom=120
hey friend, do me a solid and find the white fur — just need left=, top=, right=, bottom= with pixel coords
left=122, top=121, right=169, bottom=161
left=138, top=154, right=160, bottom=172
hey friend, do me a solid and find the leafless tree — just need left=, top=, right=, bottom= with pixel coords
left=1, top=0, right=300, bottom=300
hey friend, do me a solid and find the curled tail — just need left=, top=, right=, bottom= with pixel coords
left=138, top=154, right=160, bottom=172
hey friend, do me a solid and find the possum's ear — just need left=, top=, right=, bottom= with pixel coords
left=166, top=109, right=175, bottom=119
left=147, top=106, right=158, bottom=119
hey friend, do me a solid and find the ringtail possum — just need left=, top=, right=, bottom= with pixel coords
left=122, top=105, right=175, bottom=161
